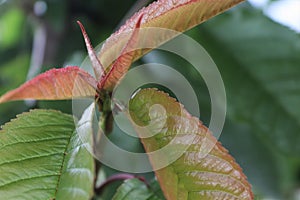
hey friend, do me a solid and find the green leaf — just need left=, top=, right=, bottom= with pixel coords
left=0, top=54, right=30, bottom=125
left=129, top=88, right=253, bottom=200
left=220, top=120, right=281, bottom=198
left=112, top=178, right=164, bottom=200
left=197, top=6, right=300, bottom=155
left=0, top=109, right=94, bottom=200
left=0, top=8, right=25, bottom=48
left=0, top=54, right=30, bottom=95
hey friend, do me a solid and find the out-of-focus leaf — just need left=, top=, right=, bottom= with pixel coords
left=196, top=6, right=300, bottom=155
left=0, top=66, right=95, bottom=103
left=129, top=88, right=253, bottom=200
left=220, top=120, right=281, bottom=198
left=0, top=54, right=30, bottom=95
left=112, top=178, right=164, bottom=200
left=0, top=54, right=30, bottom=126
left=98, top=0, right=245, bottom=90
left=0, top=8, right=25, bottom=48
left=0, top=109, right=94, bottom=199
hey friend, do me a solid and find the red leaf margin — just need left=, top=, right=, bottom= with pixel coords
left=98, top=0, right=245, bottom=73
left=0, top=66, right=95, bottom=103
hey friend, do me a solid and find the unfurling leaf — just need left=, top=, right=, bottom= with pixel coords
left=0, top=110, right=94, bottom=200
left=0, top=66, right=95, bottom=103
left=129, top=88, right=253, bottom=200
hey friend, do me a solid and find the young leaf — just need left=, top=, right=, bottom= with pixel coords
left=0, top=66, right=95, bottom=103
left=129, top=88, right=253, bottom=200
left=0, top=0, right=244, bottom=103
left=0, top=109, right=94, bottom=200
left=112, top=178, right=164, bottom=200
left=99, top=15, right=143, bottom=91
left=77, top=21, right=105, bottom=81
left=99, top=0, right=245, bottom=89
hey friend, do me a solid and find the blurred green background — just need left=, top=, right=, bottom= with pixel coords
left=0, top=0, right=299, bottom=199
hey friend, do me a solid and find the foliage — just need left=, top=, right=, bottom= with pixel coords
left=0, top=0, right=299, bottom=199
left=0, top=110, right=94, bottom=199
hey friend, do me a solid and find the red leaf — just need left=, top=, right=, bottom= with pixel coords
left=99, top=15, right=143, bottom=91
left=98, top=0, right=245, bottom=91
left=0, top=66, right=95, bottom=103
left=77, top=21, right=106, bottom=81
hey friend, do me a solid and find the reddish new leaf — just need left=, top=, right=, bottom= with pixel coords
left=77, top=21, right=105, bottom=81
left=98, top=0, right=245, bottom=91
left=129, top=88, right=253, bottom=200
left=99, top=15, right=143, bottom=91
left=0, top=0, right=244, bottom=103
left=0, top=66, right=95, bottom=103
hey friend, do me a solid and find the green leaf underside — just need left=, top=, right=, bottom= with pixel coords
left=198, top=7, right=300, bottom=155
left=112, top=178, right=164, bottom=200
left=129, top=89, right=253, bottom=200
left=0, top=66, right=95, bottom=104
left=98, top=0, right=244, bottom=90
left=0, top=109, right=94, bottom=200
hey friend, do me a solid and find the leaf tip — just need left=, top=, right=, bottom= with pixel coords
left=77, top=20, right=105, bottom=81
left=0, top=90, right=18, bottom=104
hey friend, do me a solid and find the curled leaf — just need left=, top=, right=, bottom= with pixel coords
left=129, top=88, right=253, bottom=200
left=0, top=66, right=95, bottom=103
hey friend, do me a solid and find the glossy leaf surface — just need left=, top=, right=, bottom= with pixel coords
left=0, top=67, right=95, bottom=103
left=129, top=88, right=253, bottom=200
left=99, top=0, right=245, bottom=90
left=0, top=109, right=94, bottom=200
left=100, top=15, right=143, bottom=91
left=0, top=0, right=244, bottom=102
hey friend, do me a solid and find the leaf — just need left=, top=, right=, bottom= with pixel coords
left=0, top=54, right=31, bottom=125
left=129, top=88, right=253, bottom=200
left=0, top=8, right=25, bottom=48
left=100, top=15, right=143, bottom=91
left=0, top=0, right=244, bottom=103
left=77, top=21, right=105, bottom=81
left=112, top=178, right=164, bottom=200
left=196, top=6, right=300, bottom=155
left=0, top=109, right=95, bottom=200
left=220, top=120, right=282, bottom=198
left=99, top=0, right=245, bottom=89
left=0, top=66, right=95, bottom=104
